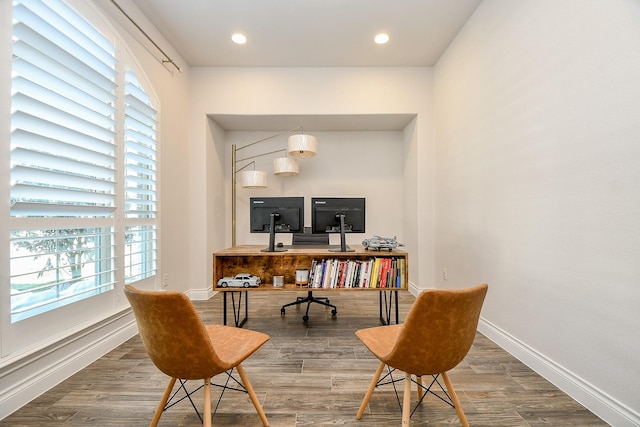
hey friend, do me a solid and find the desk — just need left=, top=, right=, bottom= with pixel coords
left=213, top=245, right=408, bottom=327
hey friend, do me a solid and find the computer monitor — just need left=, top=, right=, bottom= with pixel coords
left=250, top=197, right=304, bottom=252
left=311, top=197, right=365, bottom=252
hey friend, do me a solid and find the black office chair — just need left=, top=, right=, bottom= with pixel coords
left=280, top=232, right=338, bottom=322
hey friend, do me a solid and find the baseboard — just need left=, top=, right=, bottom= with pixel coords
left=0, top=310, right=138, bottom=420
left=478, top=318, right=640, bottom=427
left=186, top=286, right=216, bottom=300
left=408, top=281, right=421, bottom=296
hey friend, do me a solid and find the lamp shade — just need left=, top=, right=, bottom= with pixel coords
left=273, top=157, right=299, bottom=176
left=288, top=134, right=317, bottom=157
left=240, top=170, right=267, bottom=188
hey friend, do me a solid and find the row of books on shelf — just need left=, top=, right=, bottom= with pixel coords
left=308, top=257, right=407, bottom=289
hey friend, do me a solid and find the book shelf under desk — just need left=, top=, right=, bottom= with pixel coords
left=212, top=245, right=408, bottom=327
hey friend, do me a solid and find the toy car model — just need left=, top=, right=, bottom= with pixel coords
left=217, top=273, right=261, bottom=288
left=362, top=235, right=404, bottom=251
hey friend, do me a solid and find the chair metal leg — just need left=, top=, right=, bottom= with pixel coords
left=356, top=361, right=386, bottom=419
left=151, top=377, right=176, bottom=427
left=442, top=372, right=469, bottom=427
left=203, top=378, right=212, bottom=427
left=402, top=373, right=412, bottom=426
left=236, top=364, right=269, bottom=426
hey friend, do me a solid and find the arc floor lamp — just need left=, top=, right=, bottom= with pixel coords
left=231, top=127, right=318, bottom=246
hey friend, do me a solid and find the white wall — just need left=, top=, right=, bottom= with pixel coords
left=226, top=130, right=404, bottom=247
left=433, top=1, right=640, bottom=425
left=188, top=67, right=434, bottom=292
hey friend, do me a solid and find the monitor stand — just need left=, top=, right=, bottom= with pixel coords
left=329, top=214, right=354, bottom=252
left=261, top=213, right=287, bottom=252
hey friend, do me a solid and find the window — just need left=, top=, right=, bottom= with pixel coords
left=8, top=0, right=159, bottom=323
left=10, top=228, right=115, bottom=322
left=123, top=70, right=158, bottom=283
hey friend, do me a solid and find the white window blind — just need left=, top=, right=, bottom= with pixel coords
left=123, top=69, right=158, bottom=283
left=9, top=0, right=117, bottom=322
left=124, top=69, right=157, bottom=219
left=10, top=0, right=117, bottom=218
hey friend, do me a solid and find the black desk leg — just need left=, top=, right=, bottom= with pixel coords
left=223, top=291, right=248, bottom=328
left=379, top=290, right=400, bottom=325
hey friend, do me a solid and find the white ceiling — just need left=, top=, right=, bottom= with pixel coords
left=117, top=0, right=481, bottom=131
left=128, top=0, right=482, bottom=68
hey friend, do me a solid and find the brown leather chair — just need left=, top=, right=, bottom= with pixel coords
left=355, top=283, right=488, bottom=426
left=124, top=285, right=270, bottom=427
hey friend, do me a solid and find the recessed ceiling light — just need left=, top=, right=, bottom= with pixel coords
left=374, top=33, right=390, bottom=44
left=232, top=33, right=247, bottom=44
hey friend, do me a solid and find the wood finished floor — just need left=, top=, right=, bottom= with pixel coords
left=2, top=290, right=608, bottom=426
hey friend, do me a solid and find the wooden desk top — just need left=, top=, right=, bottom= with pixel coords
left=214, top=244, right=407, bottom=257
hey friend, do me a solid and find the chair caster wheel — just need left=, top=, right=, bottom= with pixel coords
left=281, top=308, right=285, bottom=315
left=303, top=315, right=309, bottom=322
left=331, top=309, right=337, bottom=316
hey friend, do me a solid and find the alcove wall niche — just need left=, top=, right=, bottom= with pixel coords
left=208, top=114, right=418, bottom=249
